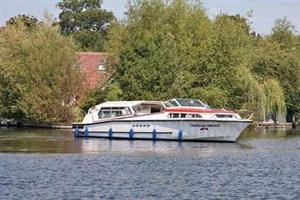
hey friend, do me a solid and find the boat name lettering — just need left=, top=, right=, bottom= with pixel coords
left=190, top=124, right=220, bottom=127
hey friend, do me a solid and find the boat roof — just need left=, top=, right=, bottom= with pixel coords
left=97, top=101, right=163, bottom=108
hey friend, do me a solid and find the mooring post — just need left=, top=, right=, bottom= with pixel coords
left=152, top=128, right=157, bottom=142
left=178, top=129, right=183, bottom=142
left=84, top=127, right=89, bottom=137
left=108, top=127, right=113, bottom=140
left=129, top=128, right=134, bottom=140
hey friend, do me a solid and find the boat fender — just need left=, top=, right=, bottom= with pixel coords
left=178, top=130, right=183, bottom=142
left=152, top=129, right=157, bottom=141
left=84, top=127, right=89, bottom=137
left=108, top=128, right=113, bottom=140
left=129, top=128, right=134, bottom=140
left=74, top=126, right=79, bottom=136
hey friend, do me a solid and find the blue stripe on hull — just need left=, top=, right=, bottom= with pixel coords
left=74, top=135, right=234, bottom=143
left=74, top=131, right=235, bottom=142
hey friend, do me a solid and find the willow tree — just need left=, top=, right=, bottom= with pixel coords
left=0, top=21, right=83, bottom=124
left=251, top=37, right=300, bottom=122
left=269, top=18, right=300, bottom=122
left=262, top=79, right=286, bottom=122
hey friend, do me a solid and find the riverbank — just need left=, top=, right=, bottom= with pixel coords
left=0, top=119, right=71, bottom=129
left=254, top=122, right=295, bottom=129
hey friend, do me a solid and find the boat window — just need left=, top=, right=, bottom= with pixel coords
left=168, top=113, right=202, bottom=118
left=150, top=105, right=162, bottom=113
left=98, top=107, right=131, bottom=119
left=163, top=101, right=174, bottom=107
left=186, top=114, right=193, bottom=118
left=193, top=114, right=202, bottom=118
left=167, top=99, right=179, bottom=107
left=172, top=113, right=180, bottom=118
left=99, top=110, right=111, bottom=119
left=133, top=103, right=163, bottom=115
left=175, top=99, right=205, bottom=107
left=216, top=114, right=235, bottom=118
left=134, top=105, right=150, bottom=115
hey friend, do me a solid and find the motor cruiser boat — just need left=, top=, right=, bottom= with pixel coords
left=72, top=98, right=251, bottom=142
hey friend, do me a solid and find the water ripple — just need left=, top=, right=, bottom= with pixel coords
left=0, top=128, right=300, bottom=199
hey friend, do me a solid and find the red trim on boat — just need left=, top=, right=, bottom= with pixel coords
left=164, top=107, right=235, bottom=114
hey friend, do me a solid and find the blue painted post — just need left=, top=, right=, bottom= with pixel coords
left=152, top=129, right=157, bottom=142
left=178, top=130, right=183, bottom=142
left=108, top=128, right=113, bottom=140
left=129, top=128, right=134, bottom=140
left=84, top=127, right=89, bottom=137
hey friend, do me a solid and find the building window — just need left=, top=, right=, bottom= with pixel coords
left=74, top=63, right=81, bottom=70
left=98, top=60, right=106, bottom=71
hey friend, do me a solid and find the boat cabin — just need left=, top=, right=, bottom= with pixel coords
left=83, top=101, right=164, bottom=123
left=82, top=98, right=240, bottom=124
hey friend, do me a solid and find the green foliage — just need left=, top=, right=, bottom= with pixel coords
left=104, top=0, right=256, bottom=109
left=1, top=0, right=299, bottom=124
left=190, top=86, right=229, bottom=108
left=57, top=0, right=115, bottom=51
left=106, top=0, right=210, bottom=100
left=271, top=17, right=296, bottom=49
left=79, top=83, right=123, bottom=114
left=97, top=0, right=300, bottom=122
left=0, top=22, right=83, bottom=124
left=6, top=14, right=39, bottom=28
left=236, top=66, right=266, bottom=120
left=80, top=88, right=106, bottom=113
left=262, top=79, right=286, bottom=122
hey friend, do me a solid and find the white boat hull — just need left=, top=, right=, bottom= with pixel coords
left=73, top=119, right=251, bottom=142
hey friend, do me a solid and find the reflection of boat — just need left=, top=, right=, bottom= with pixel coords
left=72, top=98, right=252, bottom=142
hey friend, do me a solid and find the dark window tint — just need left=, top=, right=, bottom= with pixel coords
left=216, top=114, right=233, bottom=118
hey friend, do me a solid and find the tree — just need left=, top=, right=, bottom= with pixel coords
left=57, top=0, right=115, bottom=51
left=6, top=14, right=39, bottom=28
left=80, top=0, right=299, bottom=123
left=0, top=22, right=83, bottom=124
left=105, top=0, right=211, bottom=100
left=107, top=4, right=256, bottom=108
left=251, top=18, right=300, bottom=122
left=271, top=17, right=296, bottom=49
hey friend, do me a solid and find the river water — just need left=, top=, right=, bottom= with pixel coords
left=0, top=127, right=300, bottom=199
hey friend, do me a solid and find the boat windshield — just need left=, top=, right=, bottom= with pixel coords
left=167, top=98, right=205, bottom=107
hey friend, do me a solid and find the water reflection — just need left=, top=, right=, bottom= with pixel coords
left=0, top=127, right=75, bottom=153
left=74, top=138, right=221, bottom=156
left=0, top=127, right=300, bottom=154
left=240, top=127, right=300, bottom=139
left=238, top=128, right=300, bottom=152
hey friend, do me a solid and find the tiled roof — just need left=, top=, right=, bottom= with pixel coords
left=76, top=52, right=111, bottom=90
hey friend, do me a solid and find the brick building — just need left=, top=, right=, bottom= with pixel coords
left=76, top=52, right=112, bottom=91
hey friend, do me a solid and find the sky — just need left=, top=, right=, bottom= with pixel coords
left=0, top=0, right=299, bottom=35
